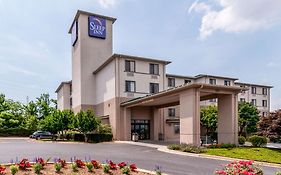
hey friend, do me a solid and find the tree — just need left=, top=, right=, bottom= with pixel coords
left=200, top=105, right=218, bottom=136
left=36, top=93, right=56, bottom=119
left=258, top=109, right=281, bottom=142
left=25, top=115, right=39, bottom=131
left=73, top=110, right=101, bottom=141
left=238, top=102, right=259, bottom=136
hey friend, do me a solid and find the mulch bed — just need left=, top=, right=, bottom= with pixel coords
left=2, top=164, right=152, bottom=175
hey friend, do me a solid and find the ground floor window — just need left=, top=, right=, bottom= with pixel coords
left=131, top=120, right=150, bottom=140
left=174, top=123, right=180, bottom=134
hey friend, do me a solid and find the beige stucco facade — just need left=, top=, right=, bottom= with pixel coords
left=56, top=10, right=273, bottom=145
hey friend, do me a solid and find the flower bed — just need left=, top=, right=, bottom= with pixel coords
left=0, top=158, right=153, bottom=175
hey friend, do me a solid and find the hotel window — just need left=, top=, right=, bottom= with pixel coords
left=174, top=124, right=180, bottom=134
left=262, top=88, right=267, bottom=95
left=240, top=85, right=246, bottom=93
left=150, top=83, right=159, bottom=94
left=125, top=81, right=136, bottom=92
left=70, top=97, right=72, bottom=108
left=224, top=80, right=231, bottom=86
left=184, top=79, right=191, bottom=84
left=70, top=84, right=72, bottom=95
left=262, top=100, right=267, bottom=107
left=149, top=64, right=159, bottom=75
left=168, top=78, right=175, bottom=87
left=125, top=60, right=135, bottom=72
left=251, top=87, right=256, bottom=94
left=209, top=99, right=217, bottom=102
left=209, top=78, right=216, bottom=85
left=262, top=112, right=268, bottom=117
left=251, top=99, right=257, bottom=106
left=240, top=98, right=246, bottom=102
left=168, top=108, right=176, bottom=117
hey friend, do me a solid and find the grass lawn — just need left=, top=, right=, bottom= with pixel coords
left=205, top=147, right=281, bottom=164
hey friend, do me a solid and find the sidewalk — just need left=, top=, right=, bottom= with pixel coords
left=115, top=141, right=281, bottom=169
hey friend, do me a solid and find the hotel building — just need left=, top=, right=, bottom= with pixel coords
left=56, top=10, right=272, bottom=145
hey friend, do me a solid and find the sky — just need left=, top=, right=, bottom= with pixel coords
left=0, top=0, right=281, bottom=110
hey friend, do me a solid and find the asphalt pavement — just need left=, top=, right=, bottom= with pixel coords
left=0, top=138, right=279, bottom=175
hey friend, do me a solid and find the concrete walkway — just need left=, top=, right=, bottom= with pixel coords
left=115, top=141, right=281, bottom=169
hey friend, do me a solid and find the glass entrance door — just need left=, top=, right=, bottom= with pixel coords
left=131, top=120, right=150, bottom=140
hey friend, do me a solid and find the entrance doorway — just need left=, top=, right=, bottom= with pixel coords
left=131, top=120, right=150, bottom=140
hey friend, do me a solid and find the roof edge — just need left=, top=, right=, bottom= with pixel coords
left=55, top=81, right=72, bottom=93
left=68, top=10, right=117, bottom=34
left=235, top=82, right=273, bottom=88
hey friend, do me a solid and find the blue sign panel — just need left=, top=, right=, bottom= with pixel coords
left=88, top=16, right=106, bottom=39
left=71, top=21, right=78, bottom=46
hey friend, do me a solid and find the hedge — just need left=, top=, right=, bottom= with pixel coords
left=73, top=133, right=113, bottom=143
left=0, top=128, right=34, bottom=137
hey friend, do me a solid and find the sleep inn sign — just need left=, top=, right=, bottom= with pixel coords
left=88, top=16, right=106, bottom=39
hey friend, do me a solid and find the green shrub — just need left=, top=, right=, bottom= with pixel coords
left=167, top=144, right=181, bottom=150
left=168, top=144, right=207, bottom=154
left=73, top=133, right=113, bottom=143
left=248, top=135, right=267, bottom=147
left=220, top=143, right=236, bottom=149
left=238, top=136, right=246, bottom=145
left=86, top=162, right=94, bottom=172
left=71, top=163, right=78, bottom=172
left=121, top=166, right=130, bottom=174
left=33, top=163, right=43, bottom=174
left=54, top=163, right=62, bottom=173
left=103, top=164, right=110, bottom=173
left=0, top=128, right=34, bottom=137
left=276, top=171, right=281, bottom=175
left=10, top=165, right=19, bottom=175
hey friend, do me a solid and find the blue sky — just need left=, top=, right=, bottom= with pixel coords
left=0, top=0, right=281, bottom=110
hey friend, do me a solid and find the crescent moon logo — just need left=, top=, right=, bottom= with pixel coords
left=93, top=18, right=103, bottom=26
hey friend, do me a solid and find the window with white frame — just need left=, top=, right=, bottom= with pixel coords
left=168, top=108, right=176, bottom=117
left=251, top=87, right=256, bottom=94
left=125, top=60, right=135, bottom=72
left=262, top=88, right=267, bottom=95
left=262, top=100, right=267, bottom=107
left=168, top=78, right=175, bottom=87
left=174, top=124, right=180, bottom=134
left=184, top=79, right=191, bottom=84
left=240, top=98, right=246, bottom=102
left=209, top=78, right=216, bottom=85
left=224, top=80, right=231, bottom=86
left=149, top=64, right=159, bottom=75
left=251, top=99, right=257, bottom=106
left=125, top=81, right=136, bottom=92
left=150, top=83, right=159, bottom=94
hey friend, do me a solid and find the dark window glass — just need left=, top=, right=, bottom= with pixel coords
left=150, top=83, right=159, bottom=94
left=174, top=124, right=180, bottom=134
left=224, top=80, right=231, bottom=86
left=209, top=79, right=216, bottom=85
left=125, top=81, right=136, bottom=92
left=168, top=108, right=176, bottom=117
left=125, top=60, right=135, bottom=72
left=149, top=64, right=159, bottom=75
left=262, top=88, right=267, bottom=95
left=184, top=80, right=191, bottom=84
left=262, top=100, right=267, bottom=107
left=168, top=78, right=175, bottom=87
left=251, top=87, right=256, bottom=94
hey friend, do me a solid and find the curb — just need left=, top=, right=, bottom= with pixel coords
left=158, top=148, right=281, bottom=169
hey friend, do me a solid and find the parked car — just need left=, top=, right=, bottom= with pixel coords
left=30, top=131, right=57, bottom=140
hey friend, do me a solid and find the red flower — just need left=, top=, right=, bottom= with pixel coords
left=75, top=159, right=85, bottom=168
left=18, top=159, right=31, bottom=170
left=130, top=164, right=137, bottom=171
left=58, top=159, right=66, bottom=168
left=91, top=160, right=100, bottom=169
left=36, top=158, right=46, bottom=167
left=118, top=162, right=127, bottom=168
left=0, top=165, right=6, bottom=175
left=109, top=160, right=117, bottom=170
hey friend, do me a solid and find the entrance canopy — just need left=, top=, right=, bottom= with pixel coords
left=121, top=83, right=245, bottom=108
left=121, top=83, right=246, bottom=146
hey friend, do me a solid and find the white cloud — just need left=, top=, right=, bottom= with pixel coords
left=189, top=0, right=281, bottom=39
left=266, top=61, right=279, bottom=68
left=97, top=0, right=117, bottom=9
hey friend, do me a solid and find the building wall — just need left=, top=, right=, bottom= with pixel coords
left=57, top=83, right=71, bottom=110
left=71, top=13, right=114, bottom=112
left=118, top=57, right=166, bottom=99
